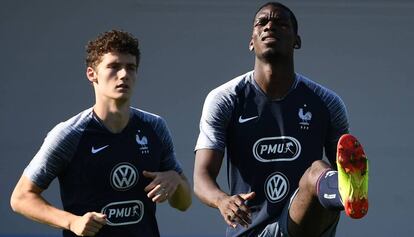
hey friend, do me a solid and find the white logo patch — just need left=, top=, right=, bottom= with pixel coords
left=253, top=136, right=301, bottom=162
left=325, top=170, right=337, bottom=178
left=238, top=115, right=259, bottom=124
left=264, top=172, right=289, bottom=203
left=298, top=104, right=312, bottom=130
left=136, top=130, right=149, bottom=154
left=101, top=200, right=144, bottom=226
left=91, top=145, right=109, bottom=154
left=323, top=193, right=337, bottom=199
left=110, top=163, right=138, bottom=191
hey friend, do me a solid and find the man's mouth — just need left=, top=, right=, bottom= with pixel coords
left=262, top=35, right=279, bottom=42
left=116, top=84, right=130, bottom=89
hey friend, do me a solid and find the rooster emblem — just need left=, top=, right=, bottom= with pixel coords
left=136, top=130, right=149, bottom=154
left=298, top=107, right=312, bottom=126
left=136, top=134, right=148, bottom=145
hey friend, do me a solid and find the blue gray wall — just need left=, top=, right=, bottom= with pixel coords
left=1, top=0, right=413, bottom=236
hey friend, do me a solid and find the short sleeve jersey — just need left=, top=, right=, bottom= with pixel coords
left=24, top=107, right=182, bottom=237
left=195, top=71, right=348, bottom=236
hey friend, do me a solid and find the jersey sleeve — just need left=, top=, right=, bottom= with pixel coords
left=23, top=122, right=81, bottom=189
left=324, top=94, right=349, bottom=166
left=155, top=117, right=183, bottom=174
left=195, top=86, right=235, bottom=152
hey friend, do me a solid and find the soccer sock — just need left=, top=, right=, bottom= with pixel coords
left=316, top=168, right=344, bottom=210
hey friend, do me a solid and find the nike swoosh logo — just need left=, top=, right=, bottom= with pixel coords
left=238, top=115, right=259, bottom=123
left=91, top=145, right=109, bottom=154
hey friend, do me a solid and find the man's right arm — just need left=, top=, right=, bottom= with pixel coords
left=10, top=175, right=106, bottom=236
left=194, top=149, right=255, bottom=228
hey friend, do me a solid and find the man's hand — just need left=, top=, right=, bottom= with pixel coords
left=143, top=170, right=181, bottom=203
left=69, top=212, right=106, bottom=236
left=217, top=192, right=256, bottom=228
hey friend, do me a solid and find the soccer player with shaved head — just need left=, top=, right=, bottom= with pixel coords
left=194, top=2, right=369, bottom=237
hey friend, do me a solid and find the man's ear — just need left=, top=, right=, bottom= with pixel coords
left=294, top=35, right=302, bottom=49
left=86, top=67, right=97, bottom=83
left=249, top=40, right=254, bottom=51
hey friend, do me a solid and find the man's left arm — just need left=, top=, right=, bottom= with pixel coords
left=143, top=117, right=191, bottom=211
left=143, top=170, right=191, bottom=211
left=167, top=172, right=191, bottom=211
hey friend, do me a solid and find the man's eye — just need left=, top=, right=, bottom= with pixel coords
left=108, top=64, right=119, bottom=69
left=279, top=22, right=289, bottom=29
left=255, top=19, right=268, bottom=26
left=127, top=65, right=137, bottom=71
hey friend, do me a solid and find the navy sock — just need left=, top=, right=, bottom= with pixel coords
left=316, top=169, right=344, bottom=210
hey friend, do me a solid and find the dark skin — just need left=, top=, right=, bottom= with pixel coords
left=194, top=5, right=339, bottom=237
left=249, top=4, right=301, bottom=99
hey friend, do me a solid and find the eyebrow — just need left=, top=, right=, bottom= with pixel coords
left=256, top=12, right=289, bottom=20
left=107, top=62, right=137, bottom=68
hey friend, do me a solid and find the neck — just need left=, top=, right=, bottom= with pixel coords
left=93, top=98, right=130, bottom=133
left=253, top=57, right=295, bottom=99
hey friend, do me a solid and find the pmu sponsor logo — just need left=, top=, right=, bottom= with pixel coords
left=253, top=136, right=301, bottom=162
left=101, top=200, right=144, bottom=226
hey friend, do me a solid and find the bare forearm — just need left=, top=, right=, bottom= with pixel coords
left=10, top=176, right=79, bottom=231
left=168, top=174, right=192, bottom=211
left=11, top=190, right=77, bottom=230
left=193, top=149, right=228, bottom=209
left=194, top=171, right=228, bottom=209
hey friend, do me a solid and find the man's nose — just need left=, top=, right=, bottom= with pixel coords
left=118, top=67, right=128, bottom=79
left=264, top=20, right=276, bottom=31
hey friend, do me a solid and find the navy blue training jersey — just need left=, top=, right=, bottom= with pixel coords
left=195, top=71, right=348, bottom=236
left=24, top=107, right=182, bottom=237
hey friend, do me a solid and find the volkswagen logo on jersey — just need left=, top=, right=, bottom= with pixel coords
left=264, top=172, right=289, bottom=203
left=110, top=162, right=139, bottom=191
left=101, top=200, right=144, bottom=226
left=253, top=136, right=301, bottom=162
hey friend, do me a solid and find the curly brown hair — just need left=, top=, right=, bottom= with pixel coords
left=85, top=30, right=140, bottom=69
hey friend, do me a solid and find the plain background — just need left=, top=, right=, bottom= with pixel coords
left=1, top=0, right=413, bottom=236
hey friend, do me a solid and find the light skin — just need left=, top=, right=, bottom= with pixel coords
left=11, top=51, right=191, bottom=236
left=194, top=5, right=338, bottom=236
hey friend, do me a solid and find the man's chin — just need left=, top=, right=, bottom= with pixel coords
left=112, top=95, right=131, bottom=103
left=259, top=49, right=281, bottom=61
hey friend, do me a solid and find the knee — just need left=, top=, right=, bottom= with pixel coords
left=299, top=160, right=331, bottom=195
